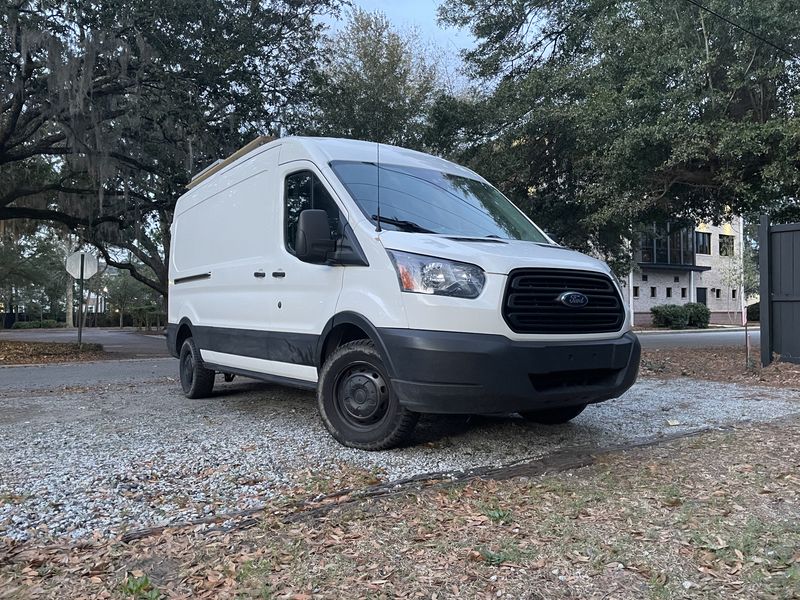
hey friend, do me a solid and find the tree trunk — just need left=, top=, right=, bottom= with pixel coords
left=66, top=277, right=74, bottom=327
left=119, top=310, right=123, bottom=328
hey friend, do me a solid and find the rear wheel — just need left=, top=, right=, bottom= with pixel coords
left=520, top=403, right=587, bottom=424
left=179, top=337, right=215, bottom=398
left=317, top=340, right=418, bottom=450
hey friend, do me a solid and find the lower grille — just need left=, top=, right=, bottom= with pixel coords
left=503, top=268, right=624, bottom=334
left=529, top=368, right=620, bottom=392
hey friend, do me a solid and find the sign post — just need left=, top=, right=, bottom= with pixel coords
left=66, top=252, right=99, bottom=349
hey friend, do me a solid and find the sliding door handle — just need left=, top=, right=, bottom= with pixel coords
left=272, top=271, right=286, bottom=278
left=253, top=271, right=266, bottom=278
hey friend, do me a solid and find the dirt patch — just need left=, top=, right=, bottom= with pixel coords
left=2, top=418, right=799, bottom=599
left=0, top=340, right=106, bottom=365
left=642, top=345, right=800, bottom=389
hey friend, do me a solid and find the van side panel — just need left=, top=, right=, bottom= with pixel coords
left=169, top=147, right=279, bottom=334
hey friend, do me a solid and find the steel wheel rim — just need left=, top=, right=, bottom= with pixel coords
left=334, top=361, right=390, bottom=428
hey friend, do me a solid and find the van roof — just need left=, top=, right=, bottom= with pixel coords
left=289, top=136, right=484, bottom=181
left=186, top=136, right=484, bottom=193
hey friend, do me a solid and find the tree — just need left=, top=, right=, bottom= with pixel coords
left=437, top=0, right=800, bottom=269
left=291, top=8, right=443, bottom=149
left=104, top=267, right=154, bottom=328
left=1, top=0, right=342, bottom=296
left=0, top=226, right=73, bottom=325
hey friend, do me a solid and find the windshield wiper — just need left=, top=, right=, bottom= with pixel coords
left=371, top=215, right=435, bottom=234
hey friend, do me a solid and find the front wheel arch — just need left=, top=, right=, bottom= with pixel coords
left=316, top=312, right=396, bottom=377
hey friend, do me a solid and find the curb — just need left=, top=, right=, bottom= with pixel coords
left=0, top=357, right=174, bottom=369
left=636, top=326, right=755, bottom=335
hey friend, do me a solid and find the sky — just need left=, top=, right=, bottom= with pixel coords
left=346, top=0, right=474, bottom=52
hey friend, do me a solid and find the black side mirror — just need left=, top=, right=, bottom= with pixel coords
left=295, top=209, right=336, bottom=263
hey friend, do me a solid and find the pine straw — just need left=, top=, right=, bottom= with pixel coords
left=641, top=345, right=800, bottom=389
left=2, top=418, right=799, bottom=599
left=0, top=341, right=106, bottom=365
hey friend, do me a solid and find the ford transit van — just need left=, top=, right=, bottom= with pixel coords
left=167, top=136, right=640, bottom=450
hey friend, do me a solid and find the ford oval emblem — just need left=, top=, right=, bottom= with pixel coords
left=558, top=291, right=589, bottom=308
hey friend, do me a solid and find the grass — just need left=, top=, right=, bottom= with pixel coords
left=482, top=505, right=513, bottom=524
left=121, top=574, right=161, bottom=599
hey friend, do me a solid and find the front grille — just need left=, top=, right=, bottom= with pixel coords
left=503, top=268, right=624, bottom=334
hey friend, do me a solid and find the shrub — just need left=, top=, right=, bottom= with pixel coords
left=11, top=320, right=63, bottom=329
left=684, top=302, right=711, bottom=328
left=747, top=302, right=760, bottom=322
left=650, top=304, right=690, bottom=329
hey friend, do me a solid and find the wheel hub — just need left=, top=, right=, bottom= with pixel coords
left=336, top=365, right=388, bottom=424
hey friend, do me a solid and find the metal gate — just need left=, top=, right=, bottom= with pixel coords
left=760, top=215, right=800, bottom=366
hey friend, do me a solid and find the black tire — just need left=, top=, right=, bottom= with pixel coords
left=520, top=403, right=588, bottom=425
left=317, top=339, right=418, bottom=450
left=179, top=337, right=215, bottom=399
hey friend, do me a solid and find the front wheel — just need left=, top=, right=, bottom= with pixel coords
left=520, top=403, right=587, bottom=424
left=317, top=340, right=418, bottom=450
left=179, top=337, right=215, bottom=399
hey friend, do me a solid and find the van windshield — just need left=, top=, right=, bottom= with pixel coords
left=329, top=161, right=549, bottom=242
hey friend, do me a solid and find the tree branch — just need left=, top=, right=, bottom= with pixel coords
left=0, top=206, right=122, bottom=229
left=90, top=243, right=164, bottom=295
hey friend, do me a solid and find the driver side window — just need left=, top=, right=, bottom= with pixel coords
left=284, top=171, right=342, bottom=253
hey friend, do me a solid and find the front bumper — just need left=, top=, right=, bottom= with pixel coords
left=379, top=329, right=640, bottom=414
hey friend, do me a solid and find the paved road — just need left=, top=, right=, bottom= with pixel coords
left=0, top=327, right=169, bottom=357
left=0, top=358, right=176, bottom=390
left=639, top=328, right=760, bottom=349
left=2, top=325, right=759, bottom=355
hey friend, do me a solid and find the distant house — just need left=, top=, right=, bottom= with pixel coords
left=628, top=218, right=745, bottom=325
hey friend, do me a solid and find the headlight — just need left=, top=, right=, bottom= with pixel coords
left=386, top=250, right=485, bottom=299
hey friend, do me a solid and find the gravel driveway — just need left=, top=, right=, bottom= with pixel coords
left=1, top=368, right=798, bottom=542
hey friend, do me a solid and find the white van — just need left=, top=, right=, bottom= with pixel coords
left=167, top=136, right=640, bottom=450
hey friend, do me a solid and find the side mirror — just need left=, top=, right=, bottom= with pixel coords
left=295, top=209, right=336, bottom=263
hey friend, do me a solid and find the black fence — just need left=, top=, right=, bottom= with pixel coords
left=760, top=215, right=800, bottom=366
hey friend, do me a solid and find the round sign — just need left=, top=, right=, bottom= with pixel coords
left=66, top=252, right=99, bottom=280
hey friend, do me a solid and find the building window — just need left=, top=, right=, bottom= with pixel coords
left=642, top=274, right=648, bottom=282
left=666, top=288, right=672, bottom=298
left=715, top=289, right=721, bottom=299
left=673, top=276, right=680, bottom=283
left=732, top=289, right=737, bottom=299
left=681, top=288, right=687, bottom=298
left=719, top=234, right=735, bottom=257
left=633, top=286, right=640, bottom=299
left=650, top=286, right=657, bottom=298
left=636, top=223, right=696, bottom=267
left=696, top=231, right=711, bottom=255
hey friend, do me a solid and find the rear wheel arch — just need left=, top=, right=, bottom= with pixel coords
left=175, top=318, right=195, bottom=357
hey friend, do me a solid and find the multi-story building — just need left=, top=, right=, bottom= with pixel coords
left=627, top=218, right=745, bottom=326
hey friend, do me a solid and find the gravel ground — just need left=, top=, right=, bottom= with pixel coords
left=1, top=375, right=798, bottom=543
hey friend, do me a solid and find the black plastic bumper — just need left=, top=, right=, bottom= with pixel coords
left=379, top=328, right=641, bottom=414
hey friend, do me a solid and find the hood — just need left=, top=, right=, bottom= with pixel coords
left=378, top=231, right=613, bottom=276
